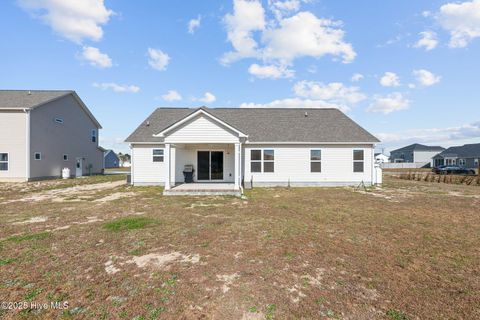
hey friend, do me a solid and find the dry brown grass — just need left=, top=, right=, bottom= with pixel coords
left=0, top=176, right=479, bottom=319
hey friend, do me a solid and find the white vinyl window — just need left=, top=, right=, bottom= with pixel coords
left=91, top=129, right=97, bottom=143
left=34, top=152, right=42, bottom=161
left=311, top=150, right=322, bottom=173
left=475, top=159, right=479, bottom=167
left=250, top=149, right=274, bottom=173
left=459, top=159, right=466, bottom=166
left=353, top=150, right=364, bottom=173
left=0, top=153, right=8, bottom=171
left=153, top=149, right=164, bottom=162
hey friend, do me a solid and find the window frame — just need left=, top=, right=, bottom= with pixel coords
left=458, top=158, right=466, bottom=166
left=91, top=129, right=97, bottom=143
left=250, top=149, right=275, bottom=173
left=34, top=152, right=42, bottom=161
left=310, top=149, right=322, bottom=173
left=152, top=149, right=164, bottom=162
left=263, top=149, right=275, bottom=173
left=0, top=152, right=8, bottom=171
left=353, top=149, right=364, bottom=173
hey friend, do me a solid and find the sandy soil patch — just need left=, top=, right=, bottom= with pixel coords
left=105, top=259, right=121, bottom=275
left=216, top=273, right=240, bottom=293
left=12, top=216, right=48, bottom=225
left=4, top=180, right=125, bottom=203
left=127, top=252, right=200, bottom=270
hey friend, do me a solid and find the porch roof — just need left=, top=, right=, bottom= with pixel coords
left=126, top=107, right=380, bottom=144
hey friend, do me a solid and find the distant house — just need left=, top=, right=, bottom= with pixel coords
left=432, top=143, right=480, bottom=169
left=390, top=144, right=444, bottom=166
left=104, top=150, right=120, bottom=168
left=374, top=153, right=389, bottom=163
left=0, top=90, right=103, bottom=181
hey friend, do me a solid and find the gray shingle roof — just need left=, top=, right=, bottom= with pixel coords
left=0, top=90, right=72, bottom=110
left=390, top=143, right=445, bottom=154
left=434, top=143, right=480, bottom=158
left=125, top=107, right=380, bottom=143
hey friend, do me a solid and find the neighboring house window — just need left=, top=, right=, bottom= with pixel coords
left=250, top=149, right=274, bottom=173
left=54, top=118, right=64, bottom=124
left=34, top=152, right=42, bottom=160
left=152, top=149, right=164, bottom=162
left=459, top=159, right=466, bottom=166
left=91, top=129, right=97, bottom=143
left=0, top=153, right=8, bottom=171
left=63, top=154, right=68, bottom=161
left=475, top=159, right=479, bottom=167
left=311, top=150, right=322, bottom=172
left=353, top=150, right=364, bottom=173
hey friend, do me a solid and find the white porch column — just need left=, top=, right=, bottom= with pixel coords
left=165, top=143, right=171, bottom=190
left=234, top=143, right=240, bottom=190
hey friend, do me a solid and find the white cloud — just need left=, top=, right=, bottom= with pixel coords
left=367, top=93, right=410, bottom=114
left=262, top=11, right=356, bottom=65
left=413, top=69, right=441, bottom=86
left=188, top=15, right=201, bottom=34
left=195, top=92, right=216, bottom=103
left=93, top=82, right=140, bottom=93
left=222, top=0, right=266, bottom=64
left=18, top=0, right=113, bottom=43
left=380, top=72, right=401, bottom=87
left=293, top=81, right=366, bottom=107
left=268, top=0, right=302, bottom=19
left=240, top=98, right=345, bottom=111
left=437, top=0, right=480, bottom=48
left=414, top=31, right=438, bottom=50
left=80, top=46, right=112, bottom=68
left=161, top=90, right=182, bottom=102
left=147, top=48, right=170, bottom=71
left=351, top=73, right=364, bottom=82
left=248, top=63, right=294, bottom=79
left=222, top=1, right=355, bottom=70
left=377, top=121, right=480, bottom=146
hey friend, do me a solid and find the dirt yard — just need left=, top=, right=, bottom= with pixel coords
left=0, top=175, right=479, bottom=319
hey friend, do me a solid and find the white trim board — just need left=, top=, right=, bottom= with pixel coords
left=153, top=109, right=248, bottom=138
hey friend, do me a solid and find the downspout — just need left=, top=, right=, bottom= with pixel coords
left=24, top=109, right=30, bottom=182
left=239, top=142, right=244, bottom=196
left=130, top=144, right=134, bottom=185
left=371, top=145, right=375, bottom=186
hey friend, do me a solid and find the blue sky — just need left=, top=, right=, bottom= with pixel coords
left=1, top=0, right=480, bottom=154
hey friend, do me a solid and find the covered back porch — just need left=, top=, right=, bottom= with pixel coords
left=163, top=143, right=242, bottom=196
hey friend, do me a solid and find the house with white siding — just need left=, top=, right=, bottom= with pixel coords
left=125, top=107, right=380, bottom=195
left=0, top=90, right=103, bottom=181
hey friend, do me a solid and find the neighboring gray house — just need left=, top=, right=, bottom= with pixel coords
left=126, top=107, right=380, bottom=194
left=0, top=90, right=103, bottom=181
left=390, top=143, right=444, bottom=166
left=104, top=149, right=120, bottom=168
left=432, top=143, right=480, bottom=169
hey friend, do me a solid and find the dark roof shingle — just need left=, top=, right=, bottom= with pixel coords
left=390, top=143, right=445, bottom=154
left=434, top=143, right=480, bottom=158
left=0, top=90, right=72, bottom=110
left=125, top=107, right=380, bottom=143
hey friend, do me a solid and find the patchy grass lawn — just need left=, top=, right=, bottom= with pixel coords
left=0, top=175, right=479, bottom=319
